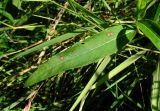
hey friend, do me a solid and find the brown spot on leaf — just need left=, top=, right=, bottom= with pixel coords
left=60, top=56, right=64, bottom=60
left=107, top=32, right=113, bottom=37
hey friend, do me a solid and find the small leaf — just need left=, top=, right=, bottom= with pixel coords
left=25, top=25, right=136, bottom=87
left=12, top=0, right=22, bottom=10
left=0, top=9, right=14, bottom=23
left=137, top=20, right=160, bottom=50
left=13, top=14, right=31, bottom=26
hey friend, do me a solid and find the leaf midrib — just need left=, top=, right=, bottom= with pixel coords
left=45, top=30, right=133, bottom=72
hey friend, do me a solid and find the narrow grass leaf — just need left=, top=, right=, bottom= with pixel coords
left=3, top=97, right=25, bottom=111
left=151, top=56, right=160, bottom=111
left=108, top=51, right=145, bottom=79
left=70, top=56, right=111, bottom=111
left=92, top=72, right=130, bottom=90
left=25, top=25, right=136, bottom=87
left=110, top=79, right=139, bottom=109
left=102, top=0, right=111, bottom=11
left=50, top=1, right=103, bottom=30
left=12, top=29, right=86, bottom=60
left=69, top=0, right=107, bottom=27
left=68, top=0, right=76, bottom=11
left=137, top=20, right=160, bottom=50
left=93, top=51, right=146, bottom=88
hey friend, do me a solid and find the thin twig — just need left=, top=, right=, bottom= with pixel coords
left=23, top=83, right=44, bottom=111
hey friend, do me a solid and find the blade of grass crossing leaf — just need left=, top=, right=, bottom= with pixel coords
left=69, top=56, right=111, bottom=111
left=25, top=25, right=136, bottom=87
left=151, top=56, right=160, bottom=111
left=137, top=20, right=160, bottom=50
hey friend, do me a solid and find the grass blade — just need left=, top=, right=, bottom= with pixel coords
left=68, top=0, right=107, bottom=27
left=11, top=28, right=89, bottom=60
left=151, top=56, right=160, bottom=111
left=92, top=51, right=146, bottom=88
left=110, top=79, right=139, bottom=109
left=137, top=20, right=160, bottom=50
left=153, top=3, right=160, bottom=23
left=69, top=56, right=111, bottom=111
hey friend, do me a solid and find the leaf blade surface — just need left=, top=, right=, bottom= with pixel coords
left=25, top=25, right=136, bottom=86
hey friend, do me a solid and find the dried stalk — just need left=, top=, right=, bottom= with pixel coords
left=37, top=2, right=69, bottom=64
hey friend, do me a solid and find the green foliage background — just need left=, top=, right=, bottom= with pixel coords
left=0, top=0, right=160, bottom=111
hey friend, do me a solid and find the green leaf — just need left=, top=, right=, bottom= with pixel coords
left=13, top=14, right=31, bottom=26
left=11, top=27, right=92, bottom=60
left=136, top=0, right=157, bottom=20
left=151, top=56, right=160, bottom=111
left=0, top=9, right=14, bottom=23
left=25, top=25, right=136, bottom=87
left=137, top=20, right=160, bottom=50
left=12, top=0, right=22, bottom=10
left=1, top=0, right=10, bottom=10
